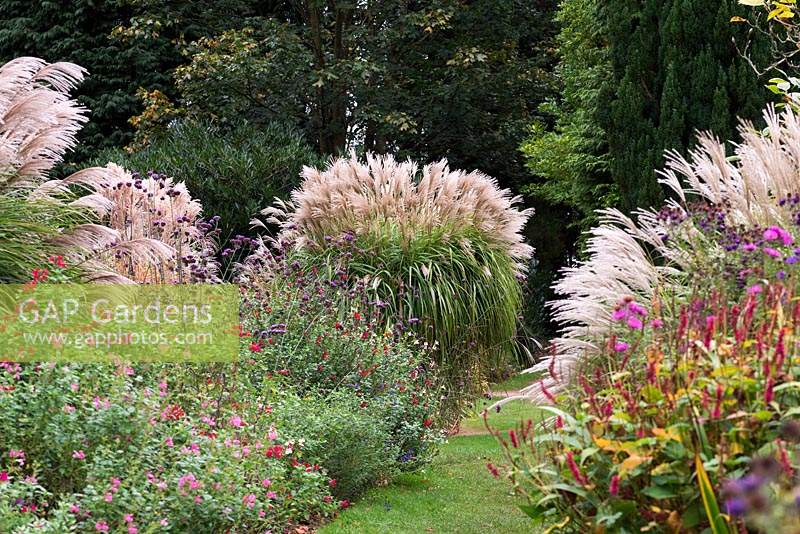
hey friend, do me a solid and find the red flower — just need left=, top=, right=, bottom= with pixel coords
left=339, top=499, right=350, bottom=509
left=423, top=418, right=433, bottom=428
left=353, top=312, right=361, bottom=321
left=249, top=342, right=262, bottom=352
left=609, top=475, right=620, bottom=496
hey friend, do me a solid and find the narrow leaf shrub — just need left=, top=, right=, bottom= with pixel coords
left=97, top=120, right=322, bottom=241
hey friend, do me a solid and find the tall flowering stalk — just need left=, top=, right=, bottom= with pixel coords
left=491, top=283, right=800, bottom=531
left=526, top=107, right=800, bottom=401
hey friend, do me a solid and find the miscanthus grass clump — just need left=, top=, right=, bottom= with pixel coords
left=257, top=153, right=534, bottom=411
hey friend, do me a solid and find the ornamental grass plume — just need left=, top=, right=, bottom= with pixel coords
left=256, top=153, right=534, bottom=407
left=0, top=57, right=210, bottom=283
left=521, top=106, right=800, bottom=404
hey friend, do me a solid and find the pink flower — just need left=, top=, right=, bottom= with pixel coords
left=229, top=415, right=244, bottom=428
left=266, top=491, right=277, bottom=499
left=650, top=319, right=663, bottom=329
left=124, top=514, right=134, bottom=523
left=261, top=478, right=272, bottom=488
left=95, top=521, right=109, bottom=533
left=743, top=242, right=757, bottom=252
left=764, top=227, right=780, bottom=241
left=764, top=225, right=794, bottom=246
left=70, top=382, right=79, bottom=392
left=0, top=471, right=8, bottom=483
left=164, top=436, right=174, bottom=447
left=626, top=316, right=643, bottom=330
left=747, top=284, right=763, bottom=296
left=243, top=493, right=257, bottom=508
left=128, top=527, right=138, bottom=534
left=69, top=504, right=80, bottom=514
left=104, top=493, right=113, bottom=502
left=63, top=404, right=75, bottom=414
left=160, top=519, right=168, bottom=527
left=614, top=341, right=629, bottom=353
left=72, top=450, right=85, bottom=460
left=611, top=308, right=627, bottom=321
left=268, top=427, right=278, bottom=441
left=763, top=247, right=781, bottom=258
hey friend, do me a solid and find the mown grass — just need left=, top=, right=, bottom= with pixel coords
left=321, top=380, right=543, bottom=534
left=319, top=435, right=530, bottom=534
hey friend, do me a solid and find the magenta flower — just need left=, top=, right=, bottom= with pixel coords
left=764, top=247, right=781, bottom=258
left=95, top=521, right=109, bottom=533
left=0, top=471, right=7, bottom=483
left=747, top=284, right=763, bottom=296
left=627, top=316, right=643, bottom=330
left=243, top=493, right=257, bottom=508
left=72, top=450, right=85, bottom=460
left=614, top=341, right=629, bottom=353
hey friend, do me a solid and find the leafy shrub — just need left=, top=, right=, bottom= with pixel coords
left=493, top=187, right=800, bottom=531
left=238, top=243, right=444, bottom=482
left=0, top=362, right=339, bottom=532
left=98, top=120, right=322, bottom=241
left=271, top=390, right=398, bottom=500
left=259, top=153, right=533, bottom=411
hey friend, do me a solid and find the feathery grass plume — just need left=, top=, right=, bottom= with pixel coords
left=0, top=57, right=213, bottom=284
left=513, top=106, right=800, bottom=406
left=0, top=57, right=87, bottom=186
left=256, top=153, right=534, bottom=411
left=87, top=164, right=220, bottom=284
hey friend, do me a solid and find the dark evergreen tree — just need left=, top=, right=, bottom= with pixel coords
left=0, top=0, right=181, bottom=165
left=601, top=0, right=772, bottom=211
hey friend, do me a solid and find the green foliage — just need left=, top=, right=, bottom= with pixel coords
left=0, top=0, right=178, bottom=166
left=530, top=0, right=772, bottom=222
left=273, top=391, right=401, bottom=500
left=0, top=194, right=88, bottom=283
left=601, top=0, right=771, bottom=211
left=521, top=0, right=616, bottom=236
left=96, top=120, right=322, bottom=241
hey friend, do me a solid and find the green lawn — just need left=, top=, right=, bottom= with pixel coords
left=320, top=385, right=543, bottom=534
left=319, top=435, right=531, bottom=534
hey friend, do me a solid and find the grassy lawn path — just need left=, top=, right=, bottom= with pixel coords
left=320, top=377, right=539, bottom=534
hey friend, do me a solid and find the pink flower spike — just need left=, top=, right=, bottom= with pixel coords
left=764, top=247, right=781, bottom=258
